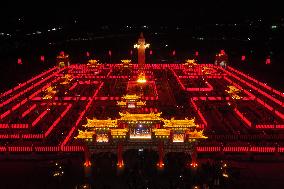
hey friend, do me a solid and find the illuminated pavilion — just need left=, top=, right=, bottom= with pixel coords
left=117, top=94, right=146, bottom=109
left=75, top=33, right=207, bottom=169
left=75, top=111, right=207, bottom=169
left=87, top=59, right=101, bottom=68
left=56, top=51, right=70, bottom=68
left=42, top=86, right=57, bottom=100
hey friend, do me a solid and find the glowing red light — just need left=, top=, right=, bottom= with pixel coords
left=157, top=161, right=164, bottom=168
left=117, top=160, right=124, bottom=168
left=220, top=49, right=225, bottom=54
left=40, top=55, right=45, bottom=62
left=17, top=58, right=22, bottom=65
left=172, top=50, right=176, bottom=56
left=86, top=52, right=90, bottom=57
left=266, top=57, right=271, bottom=64
left=130, top=50, right=133, bottom=55
left=60, top=51, right=65, bottom=56
left=84, top=160, right=92, bottom=167
left=108, top=50, right=112, bottom=56
left=190, top=162, right=198, bottom=168
left=241, top=55, right=246, bottom=61
left=149, top=50, right=153, bottom=55
left=195, top=51, right=199, bottom=56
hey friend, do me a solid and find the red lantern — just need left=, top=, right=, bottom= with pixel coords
left=241, top=55, right=246, bottom=61
left=40, top=55, right=45, bottom=62
left=17, top=58, right=22, bottom=65
left=266, top=57, right=271, bottom=65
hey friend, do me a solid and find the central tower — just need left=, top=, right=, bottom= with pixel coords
left=134, top=32, right=150, bottom=73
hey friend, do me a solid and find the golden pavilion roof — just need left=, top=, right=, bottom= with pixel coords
left=119, top=112, right=162, bottom=121
left=184, top=59, right=197, bottom=66
left=121, top=59, right=132, bottom=64
left=87, top=59, right=101, bottom=67
left=88, top=59, right=99, bottom=64
left=187, top=129, right=207, bottom=139
left=163, top=117, right=197, bottom=128
left=83, top=118, right=118, bottom=128
left=201, top=66, right=213, bottom=74
left=45, top=86, right=56, bottom=93
left=42, top=86, right=57, bottom=100
left=122, top=94, right=140, bottom=100
left=117, top=101, right=127, bottom=106
left=117, top=100, right=146, bottom=107
left=120, top=59, right=133, bottom=68
left=74, top=130, right=94, bottom=139
left=117, top=94, right=146, bottom=107
left=225, top=85, right=242, bottom=99
left=136, top=101, right=146, bottom=106
left=60, top=74, right=73, bottom=85
left=226, top=85, right=240, bottom=93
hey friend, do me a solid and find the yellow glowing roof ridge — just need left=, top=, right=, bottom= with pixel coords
left=117, top=101, right=127, bottom=106
left=74, top=130, right=94, bottom=139
left=163, top=117, right=196, bottom=127
left=119, top=112, right=162, bottom=121
left=121, top=59, right=132, bottom=63
left=225, top=85, right=242, bottom=99
left=136, top=101, right=146, bottom=106
left=187, top=129, right=208, bottom=139
left=122, top=94, right=141, bottom=100
left=43, top=86, right=56, bottom=99
left=83, top=118, right=118, bottom=128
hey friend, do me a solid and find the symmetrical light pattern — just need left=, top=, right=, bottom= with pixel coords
left=0, top=62, right=283, bottom=154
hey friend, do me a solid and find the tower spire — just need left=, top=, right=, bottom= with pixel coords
left=134, top=33, right=150, bottom=73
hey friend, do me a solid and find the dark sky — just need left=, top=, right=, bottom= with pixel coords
left=0, top=0, right=283, bottom=26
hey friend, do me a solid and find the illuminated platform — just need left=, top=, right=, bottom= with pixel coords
left=0, top=63, right=283, bottom=155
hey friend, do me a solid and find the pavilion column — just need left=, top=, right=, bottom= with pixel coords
left=83, top=144, right=92, bottom=178
left=117, top=142, right=124, bottom=169
left=186, top=147, right=198, bottom=168
left=157, top=141, right=164, bottom=169
left=83, top=144, right=91, bottom=167
left=191, top=145, right=198, bottom=168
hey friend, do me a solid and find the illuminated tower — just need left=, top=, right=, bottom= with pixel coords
left=134, top=32, right=150, bottom=73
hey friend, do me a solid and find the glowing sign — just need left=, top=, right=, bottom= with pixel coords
left=130, top=126, right=151, bottom=139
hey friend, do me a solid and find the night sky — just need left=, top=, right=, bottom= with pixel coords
left=0, top=0, right=283, bottom=27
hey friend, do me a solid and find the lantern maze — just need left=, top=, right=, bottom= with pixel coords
left=0, top=63, right=284, bottom=158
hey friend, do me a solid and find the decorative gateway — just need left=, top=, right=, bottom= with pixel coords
left=75, top=112, right=207, bottom=143
left=56, top=51, right=70, bottom=68
left=120, top=59, right=133, bottom=68
left=87, top=59, right=101, bottom=68
left=225, top=85, right=243, bottom=100
left=117, top=94, right=146, bottom=109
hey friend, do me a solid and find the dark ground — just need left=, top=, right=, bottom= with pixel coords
left=1, top=152, right=284, bottom=189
